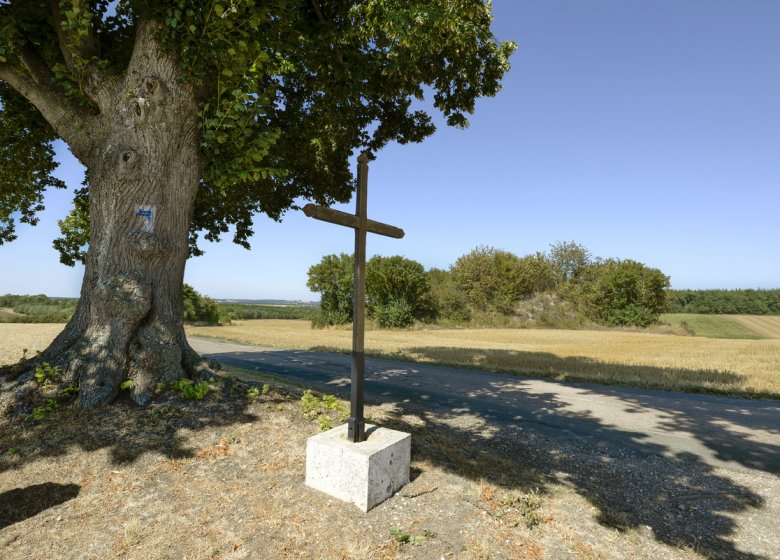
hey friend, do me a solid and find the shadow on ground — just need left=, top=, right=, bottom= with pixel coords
left=0, top=483, right=80, bottom=529
left=214, top=346, right=778, bottom=559
left=3, top=344, right=779, bottom=559
left=0, top=377, right=264, bottom=470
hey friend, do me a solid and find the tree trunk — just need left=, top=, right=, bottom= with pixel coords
left=37, top=22, right=206, bottom=408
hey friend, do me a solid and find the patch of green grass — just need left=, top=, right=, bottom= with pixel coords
left=389, top=527, right=431, bottom=547
left=661, top=314, right=763, bottom=340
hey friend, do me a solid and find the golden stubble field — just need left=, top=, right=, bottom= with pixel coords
left=0, top=324, right=65, bottom=365
left=2, top=321, right=778, bottom=397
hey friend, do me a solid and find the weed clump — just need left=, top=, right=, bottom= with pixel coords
left=299, top=390, right=348, bottom=431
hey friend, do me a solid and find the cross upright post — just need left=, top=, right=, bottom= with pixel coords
left=349, top=153, right=369, bottom=442
left=302, top=152, right=404, bottom=443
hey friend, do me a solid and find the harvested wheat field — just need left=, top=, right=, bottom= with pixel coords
left=0, top=324, right=66, bottom=365
left=3, top=321, right=779, bottom=398
left=187, top=320, right=780, bottom=398
left=729, top=315, right=780, bottom=339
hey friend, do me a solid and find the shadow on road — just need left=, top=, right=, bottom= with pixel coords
left=379, top=345, right=762, bottom=397
left=213, top=345, right=777, bottom=559
left=400, top=346, right=780, bottom=476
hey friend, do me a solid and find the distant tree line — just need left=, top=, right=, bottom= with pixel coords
left=217, top=303, right=319, bottom=322
left=668, top=289, right=780, bottom=315
left=1, top=288, right=320, bottom=326
left=307, top=241, right=671, bottom=329
left=0, top=294, right=77, bottom=322
left=184, top=285, right=319, bottom=325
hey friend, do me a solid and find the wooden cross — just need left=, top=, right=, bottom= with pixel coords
left=303, top=153, right=404, bottom=443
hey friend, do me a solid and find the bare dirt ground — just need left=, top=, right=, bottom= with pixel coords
left=1, top=369, right=778, bottom=560
left=729, top=315, right=780, bottom=339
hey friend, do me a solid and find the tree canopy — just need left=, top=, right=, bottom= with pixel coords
left=306, top=253, right=434, bottom=328
left=0, top=0, right=515, bottom=259
left=306, top=252, right=355, bottom=326
left=0, top=0, right=514, bottom=409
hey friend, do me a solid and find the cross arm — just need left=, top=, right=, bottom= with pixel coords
left=303, top=204, right=405, bottom=239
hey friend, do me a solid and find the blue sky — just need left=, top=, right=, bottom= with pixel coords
left=1, top=0, right=779, bottom=300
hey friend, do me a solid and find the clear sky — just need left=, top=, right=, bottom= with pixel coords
left=1, top=0, right=779, bottom=300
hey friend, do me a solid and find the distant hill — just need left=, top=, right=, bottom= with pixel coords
left=214, top=299, right=318, bottom=307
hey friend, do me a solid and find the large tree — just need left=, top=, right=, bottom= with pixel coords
left=0, top=1, right=514, bottom=408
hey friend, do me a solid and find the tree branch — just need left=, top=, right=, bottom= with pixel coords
left=48, top=0, right=108, bottom=108
left=309, top=0, right=343, bottom=65
left=310, top=0, right=327, bottom=24
left=18, top=45, right=56, bottom=88
left=50, top=0, right=100, bottom=62
left=50, top=0, right=75, bottom=70
left=0, top=62, right=95, bottom=162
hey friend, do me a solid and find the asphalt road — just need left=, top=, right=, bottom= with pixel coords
left=188, top=336, right=780, bottom=477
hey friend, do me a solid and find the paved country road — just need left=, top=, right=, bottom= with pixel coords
left=188, top=336, right=780, bottom=476
left=189, top=336, right=780, bottom=558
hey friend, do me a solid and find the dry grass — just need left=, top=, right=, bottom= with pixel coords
left=187, top=320, right=780, bottom=398
left=0, top=375, right=715, bottom=560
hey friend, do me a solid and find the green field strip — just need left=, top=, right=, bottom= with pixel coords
left=661, top=314, right=765, bottom=339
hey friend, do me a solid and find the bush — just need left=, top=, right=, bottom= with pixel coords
left=366, top=255, right=434, bottom=324
left=427, top=268, right=471, bottom=323
left=307, top=253, right=434, bottom=328
left=574, top=259, right=670, bottom=327
left=518, top=252, right=558, bottom=294
left=182, top=284, right=220, bottom=325
left=451, top=246, right=535, bottom=315
left=547, top=241, right=592, bottom=284
left=373, top=297, right=415, bottom=328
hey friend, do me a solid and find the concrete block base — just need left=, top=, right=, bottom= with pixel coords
left=305, top=424, right=411, bottom=512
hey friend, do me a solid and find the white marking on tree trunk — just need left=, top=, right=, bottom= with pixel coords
left=136, top=205, right=156, bottom=233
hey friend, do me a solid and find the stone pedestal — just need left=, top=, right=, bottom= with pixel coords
left=305, top=424, right=411, bottom=512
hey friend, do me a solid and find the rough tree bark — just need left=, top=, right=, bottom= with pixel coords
left=5, top=22, right=209, bottom=408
